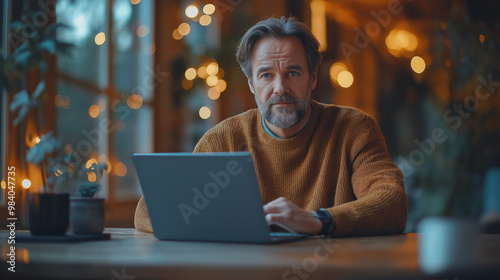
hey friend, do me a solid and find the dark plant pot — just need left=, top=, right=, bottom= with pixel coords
left=28, top=192, right=70, bottom=236
left=70, top=197, right=105, bottom=235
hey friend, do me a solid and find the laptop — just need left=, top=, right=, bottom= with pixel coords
left=132, top=152, right=310, bottom=244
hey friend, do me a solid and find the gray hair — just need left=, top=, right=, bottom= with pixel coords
left=236, top=16, right=322, bottom=80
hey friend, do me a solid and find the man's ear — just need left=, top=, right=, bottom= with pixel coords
left=247, top=78, right=255, bottom=94
left=310, top=68, right=318, bottom=90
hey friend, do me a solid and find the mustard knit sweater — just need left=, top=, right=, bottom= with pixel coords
left=134, top=100, right=408, bottom=236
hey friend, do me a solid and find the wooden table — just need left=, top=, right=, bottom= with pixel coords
left=1, top=228, right=499, bottom=280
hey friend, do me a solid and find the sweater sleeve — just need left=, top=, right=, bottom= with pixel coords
left=327, top=114, right=408, bottom=237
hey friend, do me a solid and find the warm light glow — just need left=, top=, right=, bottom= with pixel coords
left=89, top=104, right=100, bottom=118
left=197, top=66, right=208, bottom=79
left=199, top=15, right=212, bottom=26
left=35, top=136, right=41, bottom=144
left=88, top=172, right=97, bottom=183
left=386, top=29, right=418, bottom=56
left=185, top=68, right=197, bottom=80
left=310, top=0, right=327, bottom=52
left=105, top=161, right=112, bottom=173
left=130, top=0, right=141, bottom=4
left=206, top=63, right=219, bottom=75
left=479, top=34, right=485, bottom=43
left=329, top=62, right=347, bottom=82
left=86, top=158, right=98, bottom=169
left=199, top=106, right=211, bottom=119
left=185, top=5, right=199, bottom=18
left=182, top=79, right=193, bottom=90
left=22, top=179, right=31, bottom=189
left=395, top=30, right=410, bottom=49
left=1, top=181, right=6, bottom=189
left=208, top=88, right=221, bottom=100
left=215, top=79, right=227, bottom=92
left=172, top=29, right=183, bottom=40
left=206, top=75, right=218, bottom=87
left=337, top=71, right=354, bottom=88
left=136, top=25, right=150, bottom=37
left=114, top=162, right=127, bottom=176
left=95, top=32, right=106, bottom=45
left=411, top=56, right=426, bottom=74
left=178, top=23, right=191, bottom=36
left=203, top=4, right=216, bottom=15
left=127, top=94, right=143, bottom=109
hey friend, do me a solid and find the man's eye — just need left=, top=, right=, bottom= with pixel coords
left=262, top=73, right=271, bottom=79
left=289, top=71, right=299, bottom=76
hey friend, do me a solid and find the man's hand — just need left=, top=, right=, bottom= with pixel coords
left=263, top=197, right=322, bottom=235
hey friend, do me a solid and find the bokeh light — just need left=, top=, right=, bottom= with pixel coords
left=203, top=4, right=216, bottom=15
left=22, top=179, right=31, bottom=189
left=411, top=56, right=426, bottom=74
left=94, top=32, right=106, bottom=45
left=206, top=75, right=218, bottom=87
left=208, top=88, right=221, bottom=100
left=185, top=5, right=199, bottom=18
left=199, top=106, right=211, bottom=119
left=127, top=94, right=143, bottom=109
left=337, top=71, right=354, bottom=88
left=89, top=104, right=100, bottom=118
left=329, top=62, right=347, bottom=82
left=114, top=162, right=127, bottom=176
left=178, top=23, right=191, bottom=36
left=185, top=68, right=197, bottom=80
left=172, top=29, right=183, bottom=40
left=199, top=15, right=212, bottom=26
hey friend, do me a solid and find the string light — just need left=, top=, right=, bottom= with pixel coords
left=178, top=23, right=191, bottom=36
left=208, top=88, right=221, bottom=100
left=114, top=162, right=127, bottom=176
left=206, top=63, right=219, bottom=75
left=89, top=104, right=100, bottom=118
left=95, top=32, right=106, bottom=45
left=22, top=179, right=31, bottom=189
left=172, top=29, right=183, bottom=40
left=127, top=94, right=143, bottom=109
left=329, top=62, right=347, bottom=82
left=411, top=56, right=426, bottom=74
left=185, top=5, right=199, bottom=18
left=199, top=15, right=212, bottom=26
left=185, top=68, right=197, bottom=80
left=203, top=4, right=216, bottom=15
left=199, top=106, right=211, bottom=119
left=337, top=71, right=354, bottom=88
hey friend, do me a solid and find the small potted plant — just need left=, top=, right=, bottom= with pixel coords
left=69, top=162, right=108, bottom=235
left=2, top=7, right=72, bottom=236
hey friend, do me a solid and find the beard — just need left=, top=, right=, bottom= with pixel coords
left=255, top=86, right=311, bottom=129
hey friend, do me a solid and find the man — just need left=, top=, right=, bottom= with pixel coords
left=135, top=16, right=407, bottom=236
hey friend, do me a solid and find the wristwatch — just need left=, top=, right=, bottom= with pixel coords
left=314, top=208, right=334, bottom=236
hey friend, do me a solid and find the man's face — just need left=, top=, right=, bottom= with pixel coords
left=249, top=37, right=317, bottom=129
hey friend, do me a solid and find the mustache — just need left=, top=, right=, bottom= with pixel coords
left=266, top=94, right=299, bottom=106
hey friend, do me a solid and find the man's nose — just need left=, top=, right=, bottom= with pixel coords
left=273, top=75, right=289, bottom=96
